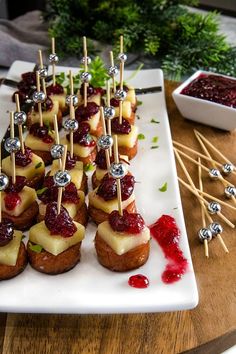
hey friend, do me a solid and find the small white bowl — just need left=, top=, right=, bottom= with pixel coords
left=172, top=70, right=236, bottom=131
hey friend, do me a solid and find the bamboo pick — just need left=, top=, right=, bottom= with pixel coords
left=38, top=50, right=47, bottom=95
left=53, top=114, right=62, bottom=170
left=10, top=112, right=16, bottom=185
left=194, top=129, right=234, bottom=165
left=113, top=135, right=123, bottom=216
left=172, top=140, right=236, bottom=176
left=100, top=107, right=111, bottom=171
left=0, top=142, right=1, bottom=223
left=57, top=145, right=67, bottom=214
left=52, top=37, right=56, bottom=86
left=69, top=70, right=74, bottom=95
left=83, top=36, right=88, bottom=107
left=70, top=96, right=75, bottom=159
left=106, top=80, right=112, bottom=157
left=198, top=157, right=209, bottom=257
left=15, top=93, right=25, bottom=154
left=195, top=131, right=236, bottom=206
left=36, top=71, right=43, bottom=127
left=109, top=51, right=116, bottom=93
left=118, top=36, right=124, bottom=125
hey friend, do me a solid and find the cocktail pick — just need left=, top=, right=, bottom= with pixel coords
left=32, top=71, right=45, bottom=127
left=51, top=114, right=64, bottom=170
left=0, top=143, right=9, bottom=223
left=109, top=135, right=126, bottom=216
left=80, top=36, right=92, bottom=108
left=53, top=145, right=71, bottom=214
left=14, top=93, right=27, bottom=154
left=108, top=51, right=118, bottom=94
left=38, top=49, right=47, bottom=96
left=104, top=80, right=115, bottom=156
left=115, top=35, right=127, bottom=125
left=65, top=70, right=79, bottom=107
left=97, top=107, right=113, bottom=171
left=49, top=37, right=59, bottom=86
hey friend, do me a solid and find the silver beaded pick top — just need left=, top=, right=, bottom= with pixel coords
left=65, top=94, right=79, bottom=107
left=38, top=67, right=48, bottom=78
left=4, top=137, right=21, bottom=153
left=110, top=162, right=127, bottom=179
left=50, top=144, right=64, bottom=159
left=53, top=170, right=71, bottom=187
left=104, top=106, right=115, bottom=120
left=118, top=52, right=128, bottom=62
left=198, top=228, right=212, bottom=243
left=63, top=119, right=79, bottom=132
left=207, top=201, right=221, bottom=214
left=108, top=65, right=118, bottom=77
left=222, top=163, right=235, bottom=175
left=32, top=91, right=46, bottom=104
left=13, top=111, right=27, bottom=125
left=81, top=56, right=91, bottom=65
left=209, top=222, right=223, bottom=236
left=0, top=173, right=9, bottom=191
left=97, top=135, right=113, bottom=150
left=114, top=89, right=127, bottom=101
left=208, top=168, right=221, bottom=179
left=224, top=185, right=236, bottom=198
left=80, top=72, right=92, bottom=83
left=49, top=53, right=59, bottom=64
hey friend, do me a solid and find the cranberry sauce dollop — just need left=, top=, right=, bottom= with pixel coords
left=128, top=274, right=149, bottom=289
left=75, top=102, right=99, bottom=121
left=29, top=123, right=54, bottom=144
left=111, top=117, right=131, bottom=134
left=0, top=219, right=14, bottom=246
left=149, top=215, right=188, bottom=284
left=95, top=150, right=114, bottom=170
left=97, top=174, right=134, bottom=201
left=110, top=98, right=119, bottom=107
left=46, top=83, right=64, bottom=96
left=66, top=122, right=96, bottom=147
left=181, top=73, right=236, bottom=108
left=79, top=84, right=104, bottom=98
left=34, top=97, right=53, bottom=112
left=12, top=72, right=36, bottom=104
left=109, top=210, right=145, bottom=234
left=45, top=201, right=77, bottom=237
left=65, top=152, right=76, bottom=170
left=15, top=146, right=33, bottom=167
left=5, top=176, right=27, bottom=194
left=21, top=72, right=36, bottom=86
left=38, top=176, right=80, bottom=204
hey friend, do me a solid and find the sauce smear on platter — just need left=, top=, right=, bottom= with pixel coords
left=128, top=274, right=149, bottom=288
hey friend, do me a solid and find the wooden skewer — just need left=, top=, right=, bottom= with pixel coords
left=36, top=71, right=43, bottom=127
left=106, top=80, right=112, bottom=157
left=70, top=96, right=75, bottom=159
left=69, top=70, right=74, bottom=95
left=57, top=145, right=67, bottom=214
left=110, top=51, right=116, bottom=94
left=198, top=158, right=209, bottom=258
left=100, top=107, right=111, bottom=171
left=38, top=50, right=47, bottom=95
left=0, top=142, right=2, bottom=222
left=83, top=36, right=88, bottom=108
left=52, top=37, right=56, bottom=86
left=194, top=129, right=234, bottom=165
left=113, top=135, right=123, bottom=216
left=15, top=93, right=25, bottom=154
left=10, top=112, right=16, bottom=185
left=53, top=114, right=62, bottom=170
left=118, top=36, right=124, bottom=125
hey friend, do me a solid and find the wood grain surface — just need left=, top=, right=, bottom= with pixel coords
left=0, top=81, right=236, bottom=354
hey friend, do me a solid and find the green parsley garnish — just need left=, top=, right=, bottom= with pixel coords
left=36, top=187, right=48, bottom=196
left=173, top=207, right=178, bottom=210
left=159, top=182, right=168, bottom=192
left=35, top=162, right=42, bottom=169
left=137, top=100, right=143, bottom=106
left=152, top=136, right=159, bottom=143
left=138, top=133, right=145, bottom=140
left=151, top=119, right=160, bottom=124
left=29, top=243, right=43, bottom=253
left=84, top=163, right=95, bottom=172
left=151, top=146, right=159, bottom=149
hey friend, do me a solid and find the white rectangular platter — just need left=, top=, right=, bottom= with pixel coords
left=0, top=61, right=198, bottom=313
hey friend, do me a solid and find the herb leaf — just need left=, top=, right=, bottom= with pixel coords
left=138, top=133, right=145, bottom=140
left=151, top=119, right=160, bottom=124
left=35, top=162, right=42, bottom=169
left=137, top=100, right=143, bottom=106
left=29, top=243, right=43, bottom=253
left=152, top=136, right=159, bottom=143
left=84, top=163, right=95, bottom=172
left=159, top=182, right=168, bottom=192
left=151, top=146, right=159, bottom=149
left=37, top=187, right=48, bottom=196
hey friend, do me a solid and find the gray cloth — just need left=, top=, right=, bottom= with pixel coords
left=0, top=11, right=49, bottom=67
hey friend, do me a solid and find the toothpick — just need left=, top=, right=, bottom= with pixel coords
left=53, top=114, right=62, bottom=170
left=70, top=95, right=75, bottom=159
left=100, top=107, right=111, bottom=171
left=15, top=93, right=25, bottom=154
left=109, top=51, right=116, bottom=93
left=113, top=135, right=123, bottom=216
left=52, top=37, right=56, bottom=86
left=38, top=49, right=47, bottom=97
left=57, top=145, right=67, bottom=214
left=10, top=112, right=16, bottom=185
left=119, top=61, right=124, bottom=125
left=0, top=142, right=1, bottom=223
left=36, top=71, right=43, bottom=127
left=83, top=36, right=88, bottom=107
left=69, top=70, right=74, bottom=95
left=106, top=80, right=112, bottom=156
left=198, top=158, right=209, bottom=258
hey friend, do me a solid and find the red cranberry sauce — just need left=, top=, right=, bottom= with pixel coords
left=116, top=84, right=129, bottom=92
left=45, top=201, right=77, bottom=237
left=80, top=84, right=104, bottom=98
left=0, top=219, right=14, bottom=246
left=75, top=102, right=99, bottom=121
left=4, top=176, right=27, bottom=211
left=12, top=72, right=36, bottom=104
left=15, top=146, right=33, bottom=167
left=128, top=274, right=149, bottom=289
left=38, top=176, right=80, bottom=204
left=109, top=210, right=145, bottom=234
left=29, top=123, right=54, bottom=144
left=96, top=174, right=134, bottom=201
left=4, top=193, right=21, bottom=211
left=46, top=83, right=64, bottom=95
left=34, top=97, right=53, bottom=112
left=149, top=215, right=188, bottom=284
left=181, top=73, right=236, bottom=108
left=66, top=122, right=96, bottom=147
left=110, top=98, right=119, bottom=107
left=21, top=72, right=36, bottom=86
left=95, top=150, right=114, bottom=170
left=111, top=117, right=131, bottom=134
left=65, top=152, right=76, bottom=170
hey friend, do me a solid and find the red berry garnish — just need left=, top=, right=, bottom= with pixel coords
left=46, top=83, right=64, bottom=95
left=29, top=123, right=53, bottom=144
left=15, top=146, right=33, bottom=167
left=75, top=102, right=99, bottom=121
left=109, top=210, right=145, bottom=234
left=4, top=193, right=21, bottom=211
left=45, top=202, right=77, bottom=237
left=0, top=219, right=14, bottom=246
left=111, top=117, right=131, bottom=134
left=128, top=274, right=149, bottom=289
left=97, top=174, right=135, bottom=201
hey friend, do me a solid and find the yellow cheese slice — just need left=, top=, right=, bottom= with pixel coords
left=2, top=154, right=45, bottom=180
left=125, top=86, right=136, bottom=105
left=50, top=160, right=83, bottom=190
left=113, top=125, right=138, bottom=148
left=29, top=221, right=85, bottom=256
left=61, top=137, right=95, bottom=158
left=97, top=221, right=150, bottom=255
left=78, top=92, right=101, bottom=106
left=114, top=101, right=132, bottom=119
left=89, top=189, right=135, bottom=214
left=1, top=186, right=37, bottom=217
left=50, top=88, right=67, bottom=109
left=25, top=131, right=55, bottom=152
left=0, top=230, right=23, bottom=266
left=29, top=101, right=59, bottom=124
